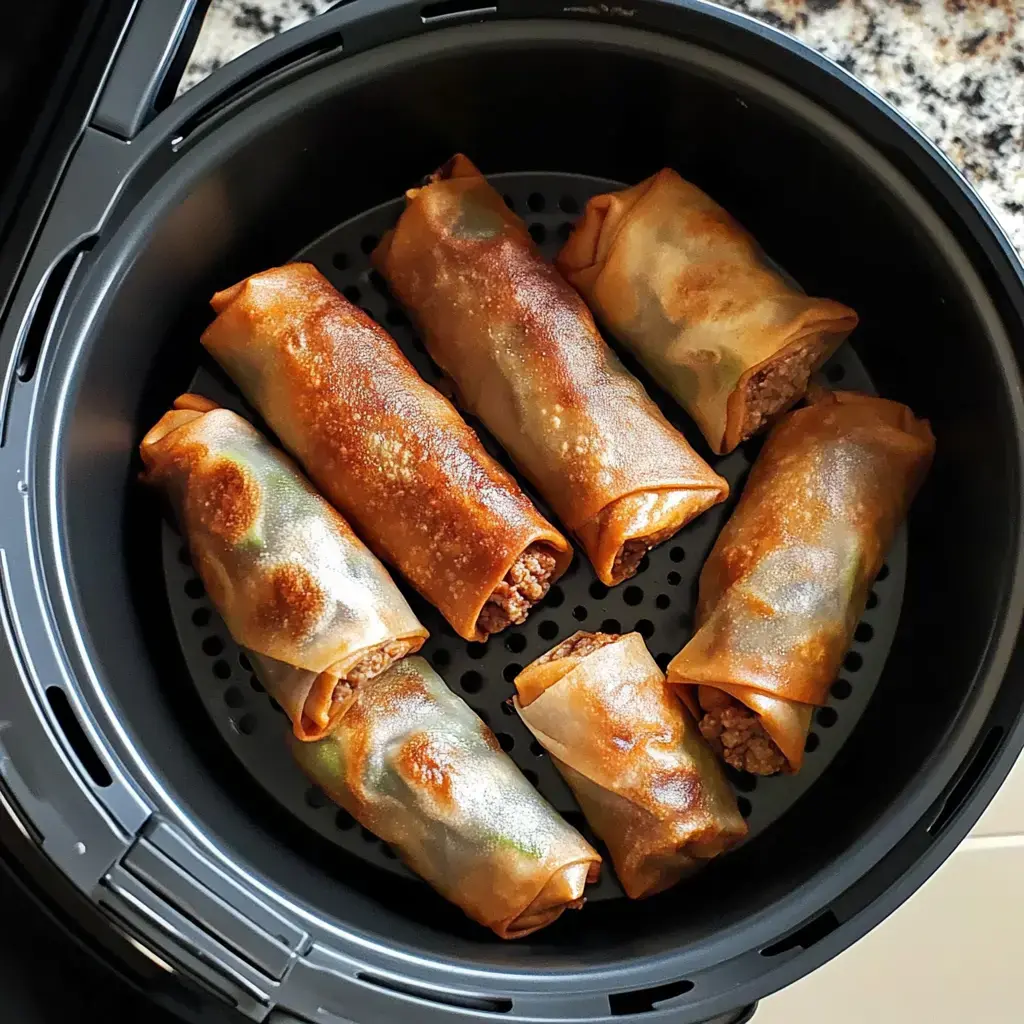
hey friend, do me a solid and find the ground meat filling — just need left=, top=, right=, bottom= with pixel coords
left=739, top=341, right=822, bottom=443
left=540, top=631, right=618, bottom=664
left=698, top=695, right=788, bottom=775
left=477, top=545, right=558, bottom=635
left=611, top=539, right=649, bottom=583
left=343, top=638, right=417, bottom=692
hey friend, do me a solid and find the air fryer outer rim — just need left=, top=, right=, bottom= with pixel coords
left=0, top=2, right=1022, bottom=1022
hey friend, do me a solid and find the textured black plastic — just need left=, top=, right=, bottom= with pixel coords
left=162, top=172, right=905, bottom=897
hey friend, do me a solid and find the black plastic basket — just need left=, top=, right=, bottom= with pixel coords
left=1, top=2, right=1023, bottom=1023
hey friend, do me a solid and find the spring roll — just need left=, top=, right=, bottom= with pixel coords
left=514, top=632, right=746, bottom=898
left=556, top=168, right=859, bottom=455
left=374, top=155, right=727, bottom=586
left=202, top=263, right=571, bottom=641
left=667, top=390, right=934, bottom=774
left=290, top=657, right=600, bottom=938
left=140, top=395, right=428, bottom=740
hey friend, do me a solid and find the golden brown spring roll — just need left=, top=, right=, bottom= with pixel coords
left=668, top=390, right=935, bottom=774
left=514, top=632, right=746, bottom=898
left=374, top=155, right=728, bottom=586
left=556, top=168, right=859, bottom=455
left=140, top=395, right=428, bottom=740
left=290, top=657, right=601, bottom=938
left=202, top=264, right=571, bottom=642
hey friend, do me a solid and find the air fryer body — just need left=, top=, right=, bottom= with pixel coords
left=1, top=3, right=1023, bottom=1023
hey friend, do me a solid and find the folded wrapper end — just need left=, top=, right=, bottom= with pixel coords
left=288, top=657, right=600, bottom=938
left=516, top=631, right=747, bottom=899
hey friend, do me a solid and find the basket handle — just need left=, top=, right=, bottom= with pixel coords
left=91, top=0, right=213, bottom=140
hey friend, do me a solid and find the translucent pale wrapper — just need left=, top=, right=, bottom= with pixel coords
left=202, top=263, right=570, bottom=641
left=289, top=657, right=601, bottom=938
left=515, top=632, right=746, bottom=898
left=374, top=154, right=727, bottom=585
left=140, top=395, right=427, bottom=740
left=556, top=168, right=859, bottom=454
left=668, top=390, right=935, bottom=772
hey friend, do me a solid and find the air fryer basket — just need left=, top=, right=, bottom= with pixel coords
left=2, top=2, right=1024, bottom=1023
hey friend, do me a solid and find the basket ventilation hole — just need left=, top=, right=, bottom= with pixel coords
left=529, top=223, right=547, bottom=245
left=667, top=571, right=682, bottom=586
left=558, top=194, right=579, bottom=214
left=635, top=619, right=655, bottom=639
left=876, top=563, right=890, bottom=582
left=202, top=636, right=223, bottom=656
left=335, top=809, right=355, bottom=831
left=184, top=578, right=205, bottom=599
left=601, top=618, right=621, bottom=634
left=496, top=732, right=515, bottom=752
left=381, top=844, right=398, bottom=860
left=467, top=642, right=487, bottom=660
left=805, top=732, right=820, bottom=753
left=572, top=605, right=588, bottom=621
left=547, top=584, right=565, bottom=607
left=305, top=786, right=327, bottom=809
left=460, top=670, right=482, bottom=693
left=609, top=979, right=695, bottom=1016
left=538, top=619, right=558, bottom=641
left=343, top=284, right=361, bottom=303
left=623, top=586, right=643, bottom=606
left=655, top=594, right=671, bottom=610
left=360, top=234, right=378, bottom=254
left=831, top=678, right=852, bottom=700
left=177, top=546, right=191, bottom=566
left=854, top=622, right=874, bottom=643
left=475, top=707, right=491, bottom=726
left=360, top=827, right=377, bottom=843
left=237, top=714, right=257, bottom=735
left=866, top=590, right=879, bottom=610
left=527, top=192, right=545, bottom=212
left=732, top=772, right=757, bottom=794
left=655, top=652, right=672, bottom=671
left=589, top=581, right=609, bottom=600
left=530, top=740, right=545, bottom=757
left=223, top=687, right=244, bottom=709
left=637, top=554, right=651, bottom=574
left=502, top=194, right=515, bottom=210
left=669, top=547, right=685, bottom=562
left=249, top=675, right=264, bottom=693
left=826, top=363, right=846, bottom=383
left=761, top=910, right=839, bottom=957
left=557, top=222, right=573, bottom=243
left=332, top=252, right=349, bottom=270
left=505, top=633, right=527, bottom=654
left=45, top=687, right=112, bottom=788
left=213, top=660, right=231, bottom=680
left=737, top=797, right=752, bottom=818
left=432, top=648, right=451, bottom=668
left=355, top=971, right=513, bottom=1015
left=503, top=663, right=522, bottom=682
left=238, top=652, right=252, bottom=671
left=817, top=707, right=838, bottom=728
left=191, top=607, right=211, bottom=627
left=844, top=651, right=863, bottom=672
left=500, top=701, right=515, bottom=716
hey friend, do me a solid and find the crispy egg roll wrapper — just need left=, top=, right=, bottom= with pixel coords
left=289, top=657, right=601, bottom=938
left=202, top=263, right=570, bottom=641
left=556, top=168, right=859, bottom=455
left=514, top=632, right=746, bottom=898
left=668, top=390, right=934, bottom=773
left=374, top=155, right=727, bottom=585
left=140, top=395, right=427, bottom=740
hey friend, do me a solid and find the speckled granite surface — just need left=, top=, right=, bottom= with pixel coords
left=183, top=0, right=1024, bottom=251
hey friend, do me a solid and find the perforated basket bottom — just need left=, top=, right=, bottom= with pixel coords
left=163, top=172, right=906, bottom=902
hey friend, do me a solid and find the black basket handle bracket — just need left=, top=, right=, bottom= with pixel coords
left=92, top=0, right=213, bottom=140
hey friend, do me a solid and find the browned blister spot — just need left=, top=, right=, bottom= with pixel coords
left=257, top=564, right=325, bottom=644
left=397, top=732, right=457, bottom=806
left=192, top=458, right=261, bottom=543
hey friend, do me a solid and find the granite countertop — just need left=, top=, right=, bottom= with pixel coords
left=183, top=0, right=1024, bottom=251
